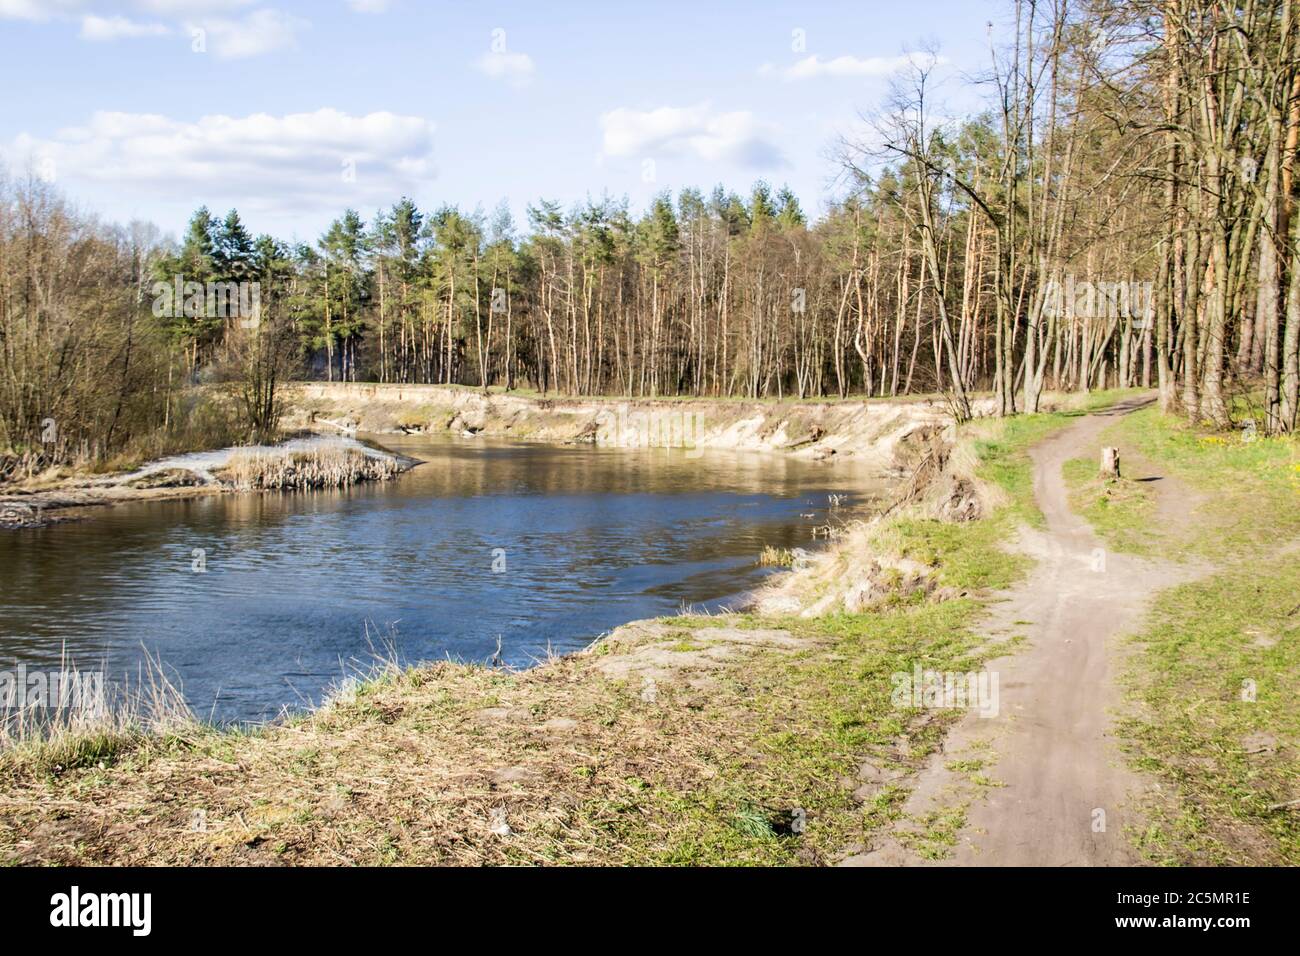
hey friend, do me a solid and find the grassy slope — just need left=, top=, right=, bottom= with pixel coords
left=1064, top=405, right=1300, bottom=864
left=638, top=397, right=1131, bottom=864
left=0, top=393, right=1126, bottom=866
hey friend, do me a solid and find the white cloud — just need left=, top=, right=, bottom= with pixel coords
left=80, top=14, right=170, bottom=40
left=770, top=52, right=943, bottom=81
left=0, top=0, right=88, bottom=20
left=3, top=108, right=437, bottom=221
left=188, top=8, right=306, bottom=58
left=2, top=1, right=257, bottom=20
left=475, top=50, right=534, bottom=86
left=3, top=2, right=303, bottom=59
left=599, top=103, right=786, bottom=169
left=346, top=0, right=390, bottom=12
left=135, top=0, right=253, bottom=14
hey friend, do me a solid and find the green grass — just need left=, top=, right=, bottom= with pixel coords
left=897, top=804, right=971, bottom=860
left=1062, top=459, right=1159, bottom=556
left=1105, top=405, right=1300, bottom=558
left=1121, top=561, right=1300, bottom=864
left=3, top=389, right=1144, bottom=867
left=599, top=600, right=989, bottom=865
left=1065, top=404, right=1300, bottom=864
left=887, top=515, right=1027, bottom=593
left=886, top=391, right=1137, bottom=593
left=583, top=397, right=1132, bottom=865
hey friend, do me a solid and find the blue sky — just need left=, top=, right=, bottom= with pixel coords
left=0, top=0, right=1001, bottom=244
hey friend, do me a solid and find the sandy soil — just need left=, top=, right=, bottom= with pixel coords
left=1, top=387, right=976, bottom=529
left=282, top=382, right=992, bottom=465
left=843, top=395, right=1201, bottom=866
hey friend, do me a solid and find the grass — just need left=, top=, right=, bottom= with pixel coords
left=0, top=392, right=1129, bottom=866
left=621, top=600, right=992, bottom=865
left=0, top=650, right=195, bottom=780
left=1122, top=560, right=1300, bottom=864
left=1107, top=405, right=1300, bottom=558
left=1062, top=402, right=1300, bottom=864
left=1062, top=459, right=1159, bottom=556
left=882, top=389, right=1137, bottom=596
left=757, top=545, right=797, bottom=568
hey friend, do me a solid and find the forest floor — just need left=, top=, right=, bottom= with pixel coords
left=0, top=390, right=1293, bottom=865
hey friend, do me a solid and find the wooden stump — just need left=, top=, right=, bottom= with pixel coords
left=1100, top=446, right=1121, bottom=479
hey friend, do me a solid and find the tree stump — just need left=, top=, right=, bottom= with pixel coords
left=1100, top=446, right=1121, bottom=480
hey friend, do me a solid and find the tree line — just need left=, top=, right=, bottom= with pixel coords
left=2, top=0, right=1298, bottom=475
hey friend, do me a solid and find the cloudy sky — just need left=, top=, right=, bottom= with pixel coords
left=0, top=0, right=998, bottom=243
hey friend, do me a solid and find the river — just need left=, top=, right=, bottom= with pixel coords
left=0, top=436, right=888, bottom=724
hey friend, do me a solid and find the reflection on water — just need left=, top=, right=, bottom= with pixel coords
left=0, top=436, right=889, bottom=724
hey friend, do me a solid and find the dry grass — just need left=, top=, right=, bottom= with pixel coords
left=220, top=447, right=404, bottom=491
left=0, top=399, right=1118, bottom=867
left=1, top=649, right=197, bottom=780
left=0, top=608, right=989, bottom=866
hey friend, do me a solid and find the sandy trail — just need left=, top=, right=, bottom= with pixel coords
left=846, top=395, right=1195, bottom=866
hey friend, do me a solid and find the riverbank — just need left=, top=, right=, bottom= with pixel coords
left=0, top=386, right=989, bottom=529
left=0, top=389, right=1136, bottom=865
left=283, top=382, right=998, bottom=465
left=0, top=437, right=416, bottom=529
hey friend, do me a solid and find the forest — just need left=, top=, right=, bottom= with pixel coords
left=2, top=0, right=1298, bottom=473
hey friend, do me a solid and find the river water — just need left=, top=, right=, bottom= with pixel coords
left=0, top=436, right=888, bottom=724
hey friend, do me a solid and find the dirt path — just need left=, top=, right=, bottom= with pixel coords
left=845, top=395, right=1196, bottom=866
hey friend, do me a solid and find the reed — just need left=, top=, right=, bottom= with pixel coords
left=757, top=544, right=796, bottom=567
left=221, top=446, right=404, bottom=491
left=0, top=648, right=198, bottom=777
